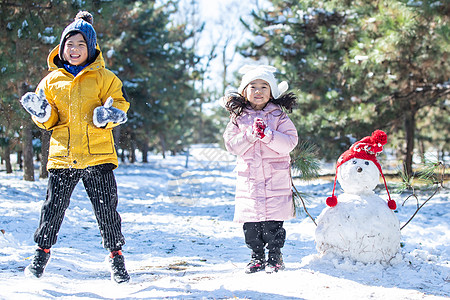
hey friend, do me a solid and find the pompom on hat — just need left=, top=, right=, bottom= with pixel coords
left=326, top=130, right=397, bottom=210
left=59, top=11, right=97, bottom=63
left=238, top=65, right=289, bottom=99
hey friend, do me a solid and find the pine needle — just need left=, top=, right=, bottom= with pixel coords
left=291, top=141, right=321, bottom=180
left=400, top=161, right=446, bottom=230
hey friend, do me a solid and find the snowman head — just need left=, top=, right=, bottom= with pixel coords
left=337, top=158, right=380, bottom=195
left=326, top=130, right=396, bottom=210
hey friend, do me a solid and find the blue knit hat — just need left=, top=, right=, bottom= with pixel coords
left=59, top=14, right=97, bottom=63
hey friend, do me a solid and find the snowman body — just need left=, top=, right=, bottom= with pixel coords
left=315, top=158, right=400, bottom=264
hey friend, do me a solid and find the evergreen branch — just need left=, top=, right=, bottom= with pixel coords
left=394, top=163, right=415, bottom=194
left=289, top=141, right=320, bottom=225
left=289, top=142, right=320, bottom=226
left=417, top=162, right=443, bottom=185
left=400, top=187, right=439, bottom=230
left=291, top=173, right=317, bottom=226
left=291, top=141, right=321, bottom=180
left=400, top=161, right=446, bottom=230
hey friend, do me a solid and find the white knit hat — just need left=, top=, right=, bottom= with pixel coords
left=237, top=65, right=289, bottom=99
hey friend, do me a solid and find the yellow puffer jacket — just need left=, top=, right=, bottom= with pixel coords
left=33, top=45, right=130, bottom=170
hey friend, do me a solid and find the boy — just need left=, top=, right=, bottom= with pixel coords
left=20, top=11, right=130, bottom=283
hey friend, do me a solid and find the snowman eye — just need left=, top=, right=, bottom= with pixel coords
left=365, top=161, right=369, bottom=165
left=352, top=160, right=357, bottom=164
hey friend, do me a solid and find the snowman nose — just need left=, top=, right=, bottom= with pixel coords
left=357, top=167, right=363, bottom=173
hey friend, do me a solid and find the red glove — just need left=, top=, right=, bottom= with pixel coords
left=252, top=117, right=267, bottom=139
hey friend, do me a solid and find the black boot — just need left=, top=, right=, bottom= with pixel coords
left=266, top=250, right=285, bottom=273
left=109, top=251, right=130, bottom=283
left=25, top=248, right=51, bottom=278
left=245, top=252, right=266, bottom=274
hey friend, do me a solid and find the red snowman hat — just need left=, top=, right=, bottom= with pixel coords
left=326, top=130, right=396, bottom=210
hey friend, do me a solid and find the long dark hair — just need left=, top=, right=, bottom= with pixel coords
left=224, top=91, right=298, bottom=119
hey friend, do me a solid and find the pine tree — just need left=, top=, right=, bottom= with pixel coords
left=239, top=0, right=450, bottom=176
left=95, top=1, right=198, bottom=159
left=0, top=1, right=75, bottom=179
left=1, top=1, right=200, bottom=170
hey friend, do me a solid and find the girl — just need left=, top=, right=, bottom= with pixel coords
left=223, top=65, right=298, bottom=273
left=20, top=11, right=130, bottom=283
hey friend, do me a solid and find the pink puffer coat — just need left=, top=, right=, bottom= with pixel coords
left=223, top=102, right=298, bottom=223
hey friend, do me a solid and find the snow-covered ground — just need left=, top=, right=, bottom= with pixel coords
left=0, top=145, right=448, bottom=299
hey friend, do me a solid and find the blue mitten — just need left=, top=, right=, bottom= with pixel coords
left=93, top=97, right=127, bottom=128
left=20, top=89, right=52, bottom=123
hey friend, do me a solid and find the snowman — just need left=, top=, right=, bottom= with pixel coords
left=315, top=130, right=400, bottom=264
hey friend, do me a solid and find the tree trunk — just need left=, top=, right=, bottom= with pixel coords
left=129, top=141, right=136, bottom=163
left=17, top=151, right=23, bottom=170
left=403, top=109, right=416, bottom=178
left=22, top=121, right=35, bottom=181
left=39, top=129, right=50, bottom=179
left=418, top=139, right=425, bottom=164
left=158, top=132, right=166, bottom=159
left=2, top=144, right=13, bottom=174
left=141, top=142, right=149, bottom=163
left=120, top=149, right=125, bottom=162
left=222, top=44, right=228, bottom=96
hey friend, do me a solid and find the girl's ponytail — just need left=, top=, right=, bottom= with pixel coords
left=224, top=93, right=248, bottom=120
left=272, top=92, right=297, bottom=113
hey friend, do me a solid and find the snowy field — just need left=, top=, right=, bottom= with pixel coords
left=0, top=145, right=448, bottom=299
